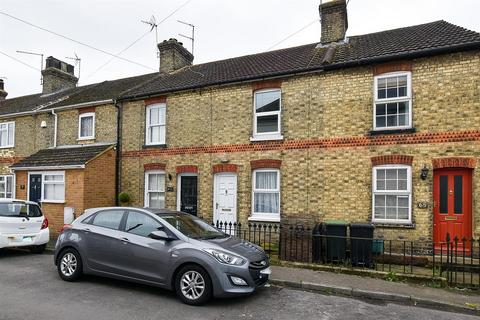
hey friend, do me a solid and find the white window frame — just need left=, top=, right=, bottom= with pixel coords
left=78, top=112, right=95, bottom=140
left=144, top=170, right=166, bottom=208
left=250, top=169, right=281, bottom=222
left=372, top=165, right=412, bottom=224
left=145, top=104, right=166, bottom=146
left=39, top=171, right=65, bottom=203
left=373, top=71, right=412, bottom=131
left=0, top=121, right=15, bottom=148
left=0, top=175, right=14, bottom=199
left=251, top=89, right=283, bottom=141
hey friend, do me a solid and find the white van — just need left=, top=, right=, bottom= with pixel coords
left=0, top=199, right=49, bottom=253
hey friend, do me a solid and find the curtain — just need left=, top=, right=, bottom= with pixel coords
left=254, top=171, right=279, bottom=214
left=255, top=171, right=277, bottom=189
left=81, top=116, right=93, bottom=137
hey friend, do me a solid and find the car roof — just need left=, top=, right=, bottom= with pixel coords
left=84, top=207, right=186, bottom=216
left=0, top=198, right=39, bottom=205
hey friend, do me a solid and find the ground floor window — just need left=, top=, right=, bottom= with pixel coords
left=0, top=175, right=13, bottom=198
left=251, top=169, right=280, bottom=221
left=144, top=171, right=165, bottom=208
left=372, top=165, right=411, bottom=223
left=42, top=172, right=65, bottom=202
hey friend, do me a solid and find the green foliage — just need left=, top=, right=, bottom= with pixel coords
left=386, top=271, right=398, bottom=282
left=118, top=192, right=131, bottom=204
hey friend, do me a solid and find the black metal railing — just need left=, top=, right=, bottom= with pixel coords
left=213, top=221, right=480, bottom=288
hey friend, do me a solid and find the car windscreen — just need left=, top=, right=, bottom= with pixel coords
left=0, top=203, right=42, bottom=218
left=161, top=213, right=227, bottom=240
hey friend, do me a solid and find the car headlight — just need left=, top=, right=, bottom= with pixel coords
left=203, top=249, right=246, bottom=266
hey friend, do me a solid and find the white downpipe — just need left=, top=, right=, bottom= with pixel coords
left=51, top=109, right=58, bottom=148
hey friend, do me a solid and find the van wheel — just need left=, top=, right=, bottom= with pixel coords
left=57, top=248, right=83, bottom=281
left=30, top=244, right=46, bottom=254
left=175, top=265, right=212, bottom=306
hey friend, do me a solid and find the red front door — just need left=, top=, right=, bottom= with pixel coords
left=433, top=168, right=473, bottom=246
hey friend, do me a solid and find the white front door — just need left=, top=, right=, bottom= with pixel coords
left=213, top=174, right=237, bottom=227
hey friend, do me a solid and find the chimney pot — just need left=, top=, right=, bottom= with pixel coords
left=319, top=0, right=348, bottom=45
left=157, top=38, right=194, bottom=73
left=0, top=79, right=7, bottom=101
left=41, top=56, right=78, bottom=94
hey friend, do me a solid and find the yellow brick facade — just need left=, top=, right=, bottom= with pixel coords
left=120, top=51, right=480, bottom=242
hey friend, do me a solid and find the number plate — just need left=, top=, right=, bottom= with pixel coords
left=22, top=236, right=33, bottom=242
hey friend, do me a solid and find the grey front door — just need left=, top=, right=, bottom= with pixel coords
left=29, top=174, right=42, bottom=204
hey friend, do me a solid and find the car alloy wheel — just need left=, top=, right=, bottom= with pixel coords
left=61, top=253, right=77, bottom=277
left=180, top=270, right=205, bottom=300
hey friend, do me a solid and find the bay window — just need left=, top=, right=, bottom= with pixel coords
left=372, top=165, right=412, bottom=223
left=146, top=104, right=166, bottom=145
left=144, top=171, right=166, bottom=208
left=251, top=169, right=280, bottom=221
left=373, top=72, right=412, bottom=130
left=0, top=175, right=13, bottom=198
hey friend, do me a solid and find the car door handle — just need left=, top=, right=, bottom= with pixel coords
left=119, top=237, right=130, bottom=243
left=83, top=228, right=91, bottom=233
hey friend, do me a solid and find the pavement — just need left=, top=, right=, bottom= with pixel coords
left=0, top=249, right=477, bottom=320
left=270, top=265, right=480, bottom=316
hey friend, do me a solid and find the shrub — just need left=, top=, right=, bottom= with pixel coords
left=118, top=192, right=131, bottom=204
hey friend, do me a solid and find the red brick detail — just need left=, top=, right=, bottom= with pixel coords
left=144, top=163, right=166, bottom=171
left=212, top=164, right=238, bottom=174
left=250, top=159, right=282, bottom=170
left=432, top=157, right=477, bottom=169
left=373, top=61, right=412, bottom=76
left=252, top=80, right=283, bottom=91
left=176, top=165, right=198, bottom=174
left=371, top=155, right=413, bottom=166
left=144, top=96, right=167, bottom=105
left=0, top=156, right=24, bottom=164
left=78, top=106, right=96, bottom=114
left=122, top=130, right=480, bottom=158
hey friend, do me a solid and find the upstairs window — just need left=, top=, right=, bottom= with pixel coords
left=374, top=72, right=412, bottom=130
left=146, top=104, right=166, bottom=145
left=78, top=112, right=95, bottom=140
left=0, top=122, right=15, bottom=148
left=252, top=89, right=282, bottom=140
left=372, top=165, right=411, bottom=224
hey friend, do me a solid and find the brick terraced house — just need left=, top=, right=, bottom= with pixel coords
left=116, top=0, right=480, bottom=243
left=0, top=57, right=156, bottom=233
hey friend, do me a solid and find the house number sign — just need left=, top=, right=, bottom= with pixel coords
left=417, top=201, right=429, bottom=209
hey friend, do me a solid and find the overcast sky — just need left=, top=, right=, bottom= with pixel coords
left=1, top=0, right=479, bottom=98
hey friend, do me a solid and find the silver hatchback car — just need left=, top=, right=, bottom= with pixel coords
left=54, top=207, right=270, bottom=305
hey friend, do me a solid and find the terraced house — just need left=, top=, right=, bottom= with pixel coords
left=0, top=57, right=156, bottom=233
left=117, top=0, right=480, bottom=243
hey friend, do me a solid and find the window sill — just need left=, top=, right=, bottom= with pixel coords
left=142, top=144, right=167, bottom=149
left=373, top=222, right=415, bottom=229
left=0, top=145, right=14, bottom=149
left=41, top=200, right=66, bottom=204
left=369, top=128, right=416, bottom=136
left=77, top=137, right=95, bottom=141
left=248, top=214, right=280, bottom=223
left=250, top=134, right=284, bottom=142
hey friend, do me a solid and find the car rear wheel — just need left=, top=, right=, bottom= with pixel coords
left=57, top=248, right=83, bottom=281
left=175, top=265, right=212, bottom=306
left=30, top=244, right=46, bottom=254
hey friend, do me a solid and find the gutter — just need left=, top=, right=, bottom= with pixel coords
left=51, top=110, right=58, bottom=148
left=10, top=165, right=85, bottom=171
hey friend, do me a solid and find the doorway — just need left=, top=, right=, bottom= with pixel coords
left=177, top=174, right=198, bottom=216
left=213, top=173, right=237, bottom=226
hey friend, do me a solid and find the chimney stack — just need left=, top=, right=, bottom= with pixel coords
left=319, top=0, right=348, bottom=45
left=0, top=79, right=7, bottom=101
left=41, top=56, right=78, bottom=94
left=157, top=38, right=194, bottom=73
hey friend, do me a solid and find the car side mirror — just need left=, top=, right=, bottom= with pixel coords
left=149, top=230, right=175, bottom=241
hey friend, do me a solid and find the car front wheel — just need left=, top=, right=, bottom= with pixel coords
left=57, top=248, right=83, bottom=281
left=175, top=265, right=212, bottom=306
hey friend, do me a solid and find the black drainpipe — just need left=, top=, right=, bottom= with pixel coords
left=114, top=100, right=122, bottom=206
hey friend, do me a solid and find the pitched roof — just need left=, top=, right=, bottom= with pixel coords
left=120, top=20, right=480, bottom=99
left=10, top=144, right=114, bottom=169
left=0, top=73, right=158, bottom=117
